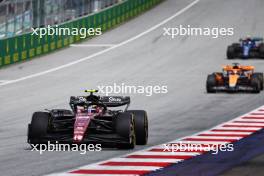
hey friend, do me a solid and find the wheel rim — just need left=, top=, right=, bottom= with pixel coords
left=144, top=115, right=148, bottom=142
left=129, top=120, right=136, bottom=146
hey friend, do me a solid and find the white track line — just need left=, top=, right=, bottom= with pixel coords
left=108, top=158, right=183, bottom=163
left=70, top=44, right=117, bottom=47
left=153, top=145, right=215, bottom=150
left=184, top=136, right=242, bottom=140
left=55, top=173, right=142, bottom=176
left=79, top=165, right=160, bottom=171
left=0, top=0, right=200, bottom=87
left=243, top=115, right=264, bottom=117
left=214, top=127, right=262, bottom=131
left=131, top=151, right=200, bottom=156
left=224, top=122, right=264, bottom=126
left=199, top=131, right=252, bottom=135
left=235, top=118, right=264, bottom=122
left=176, top=141, right=230, bottom=145
left=0, top=80, right=10, bottom=85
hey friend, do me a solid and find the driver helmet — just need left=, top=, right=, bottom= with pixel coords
left=232, top=63, right=240, bottom=69
left=246, top=35, right=251, bottom=41
left=88, top=105, right=97, bottom=113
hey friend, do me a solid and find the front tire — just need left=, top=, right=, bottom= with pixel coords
left=206, top=74, right=216, bottom=93
left=28, top=112, right=50, bottom=144
left=259, top=43, right=264, bottom=58
left=127, top=110, right=148, bottom=145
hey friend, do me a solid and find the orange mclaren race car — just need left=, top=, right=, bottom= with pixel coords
left=206, top=63, right=263, bottom=93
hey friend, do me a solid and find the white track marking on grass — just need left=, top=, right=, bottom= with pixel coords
left=0, top=0, right=200, bottom=87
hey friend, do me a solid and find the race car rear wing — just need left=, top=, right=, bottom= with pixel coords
left=99, top=96, right=130, bottom=107
left=69, top=95, right=130, bottom=112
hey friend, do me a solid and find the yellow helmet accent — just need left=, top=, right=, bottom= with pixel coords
left=84, top=89, right=98, bottom=93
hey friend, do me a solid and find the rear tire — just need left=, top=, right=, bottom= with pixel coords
left=28, top=112, right=50, bottom=144
left=206, top=74, right=216, bottom=93
left=254, top=72, right=264, bottom=90
left=251, top=76, right=261, bottom=93
left=227, top=46, right=235, bottom=59
left=127, top=110, right=148, bottom=145
left=115, top=112, right=136, bottom=149
left=259, top=43, right=264, bottom=58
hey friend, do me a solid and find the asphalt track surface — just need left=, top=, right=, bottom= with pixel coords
left=0, top=0, right=264, bottom=175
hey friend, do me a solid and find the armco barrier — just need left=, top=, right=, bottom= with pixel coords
left=0, top=0, right=162, bottom=68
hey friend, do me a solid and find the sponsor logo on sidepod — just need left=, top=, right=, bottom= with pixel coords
left=109, top=97, right=121, bottom=102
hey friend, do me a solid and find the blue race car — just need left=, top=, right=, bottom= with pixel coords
left=227, top=37, right=264, bottom=59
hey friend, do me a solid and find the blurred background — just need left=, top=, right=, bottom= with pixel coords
left=0, top=0, right=123, bottom=39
